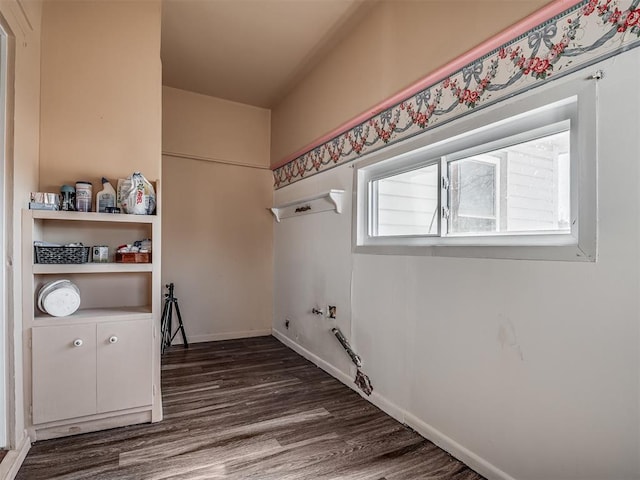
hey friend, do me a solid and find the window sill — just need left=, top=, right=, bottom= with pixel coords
left=353, top=242, right=595, bottom=262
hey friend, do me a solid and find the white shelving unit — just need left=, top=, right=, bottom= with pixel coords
left=30, top=209, right=157, bottom=223
left=33, top=306, right=152, bottom=322
left=270, top=189, right=345, bottom=222
left=33, top=263, right=153, bottom=274
left=22, top=202, right=162, bottom=441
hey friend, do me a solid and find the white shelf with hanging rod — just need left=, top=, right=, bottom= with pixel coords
left=270, top=189, right=345, bottom=222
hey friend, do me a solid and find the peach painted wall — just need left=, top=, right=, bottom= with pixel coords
left=0, top=0, right=43, bottom=451
left=270, top=0, right=553, bottom=166
left=162, top=87, right=273, bottom=342
left=163, top=86, right=270, bottom=168
left=39, top=0, right=162, bottom=191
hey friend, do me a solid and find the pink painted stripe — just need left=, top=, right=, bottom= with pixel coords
left=272, top=0, right=582, bottom=171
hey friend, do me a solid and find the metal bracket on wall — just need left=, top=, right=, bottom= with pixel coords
left=331, top=327, right=373, bottom=396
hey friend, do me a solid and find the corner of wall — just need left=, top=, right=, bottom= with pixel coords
left=0, top=0, right=43, bottom=462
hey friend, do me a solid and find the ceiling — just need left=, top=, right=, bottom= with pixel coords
left=161, top=0, right=373, bottom=109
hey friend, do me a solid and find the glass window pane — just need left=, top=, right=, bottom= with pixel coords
left=448, top=130, right=570, bottom=235
left=373, top=163, right=439, bottom=236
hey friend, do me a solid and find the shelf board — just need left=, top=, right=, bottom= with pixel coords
left=29, top=209, right=157, bottom=224
left=33, top=263, right=153, bottom=274
left=270, top=189, right=345, bottom=222
left=34, top=306, right=152, bottom=322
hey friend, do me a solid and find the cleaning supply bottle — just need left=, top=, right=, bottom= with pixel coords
left=96, top=177, right=116, bottom=213
left=75, top=181, right=92, bottom=212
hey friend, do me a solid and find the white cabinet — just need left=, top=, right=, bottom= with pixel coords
left=96, top=320, right=152, bottom=413
left=32, top=324, right=97, bottom=424
left=23, top=206, right=162, bottom=439
left=32, top=319, right=152, bottom=424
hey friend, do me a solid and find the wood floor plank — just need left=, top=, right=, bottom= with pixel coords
left=17, top=335, right=485, bottom=480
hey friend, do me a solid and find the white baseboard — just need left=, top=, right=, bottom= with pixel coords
left=34, top=410, right=152, bottom=441
left=172, top=329, right=272, bottom=344
left=403, top=412, right=516, bottom=480
left=0, top=431, right=30, bottom=480
left=272, top=329, right=354, bottom=386
left=272, top=329, right=513, bottom=480
left=366, top=390, right=406, bottom=425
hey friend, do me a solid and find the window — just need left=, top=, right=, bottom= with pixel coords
left=447, top=128, right=570, bottom=236
left=371, top=163, right=439, bottom=237
left=354, top=78, right=597, bottom=261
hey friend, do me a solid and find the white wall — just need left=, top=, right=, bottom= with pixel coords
left=273, top=49, right=640, bottom=480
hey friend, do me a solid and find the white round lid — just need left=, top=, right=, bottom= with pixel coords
left=38, top=279, right=69, bottom=313
left=41, top=282, right=81, bottom=317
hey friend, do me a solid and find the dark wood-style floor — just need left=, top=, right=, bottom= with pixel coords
left=17, top=336, right=485, bottom=479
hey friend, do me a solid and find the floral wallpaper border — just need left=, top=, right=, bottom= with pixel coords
left=273, top=0, right=640, bottom=189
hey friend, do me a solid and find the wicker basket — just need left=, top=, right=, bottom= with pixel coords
left=34, top=245, right=91, bottom=264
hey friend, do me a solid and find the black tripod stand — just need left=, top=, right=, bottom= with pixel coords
left=160, top=283, right=188, bottom=353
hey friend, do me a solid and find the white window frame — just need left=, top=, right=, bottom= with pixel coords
left=353, top=77, right=597, bottom=261
left=445, top=153, right=501, bottom=236
left=368, top=159, right=441, bottom=238
left=443, top=121, right=570, bottom=238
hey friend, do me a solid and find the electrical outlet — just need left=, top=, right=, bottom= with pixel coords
left=328, top=305, right=336, bottom=319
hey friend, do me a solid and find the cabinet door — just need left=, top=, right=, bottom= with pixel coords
left=97, top=319, right=153, bottom=413
left=32, top=324, right=97, bottom=424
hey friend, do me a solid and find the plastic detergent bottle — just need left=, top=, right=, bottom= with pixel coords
left=96, top=177, right=116, bottom=213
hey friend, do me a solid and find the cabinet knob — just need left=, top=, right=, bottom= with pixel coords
left=109, top=336, right=118, bottom=344
left=73, top=339, right=83, bottom=347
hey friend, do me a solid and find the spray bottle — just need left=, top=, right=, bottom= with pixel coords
left=96, top=177, right=116, bottom=213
